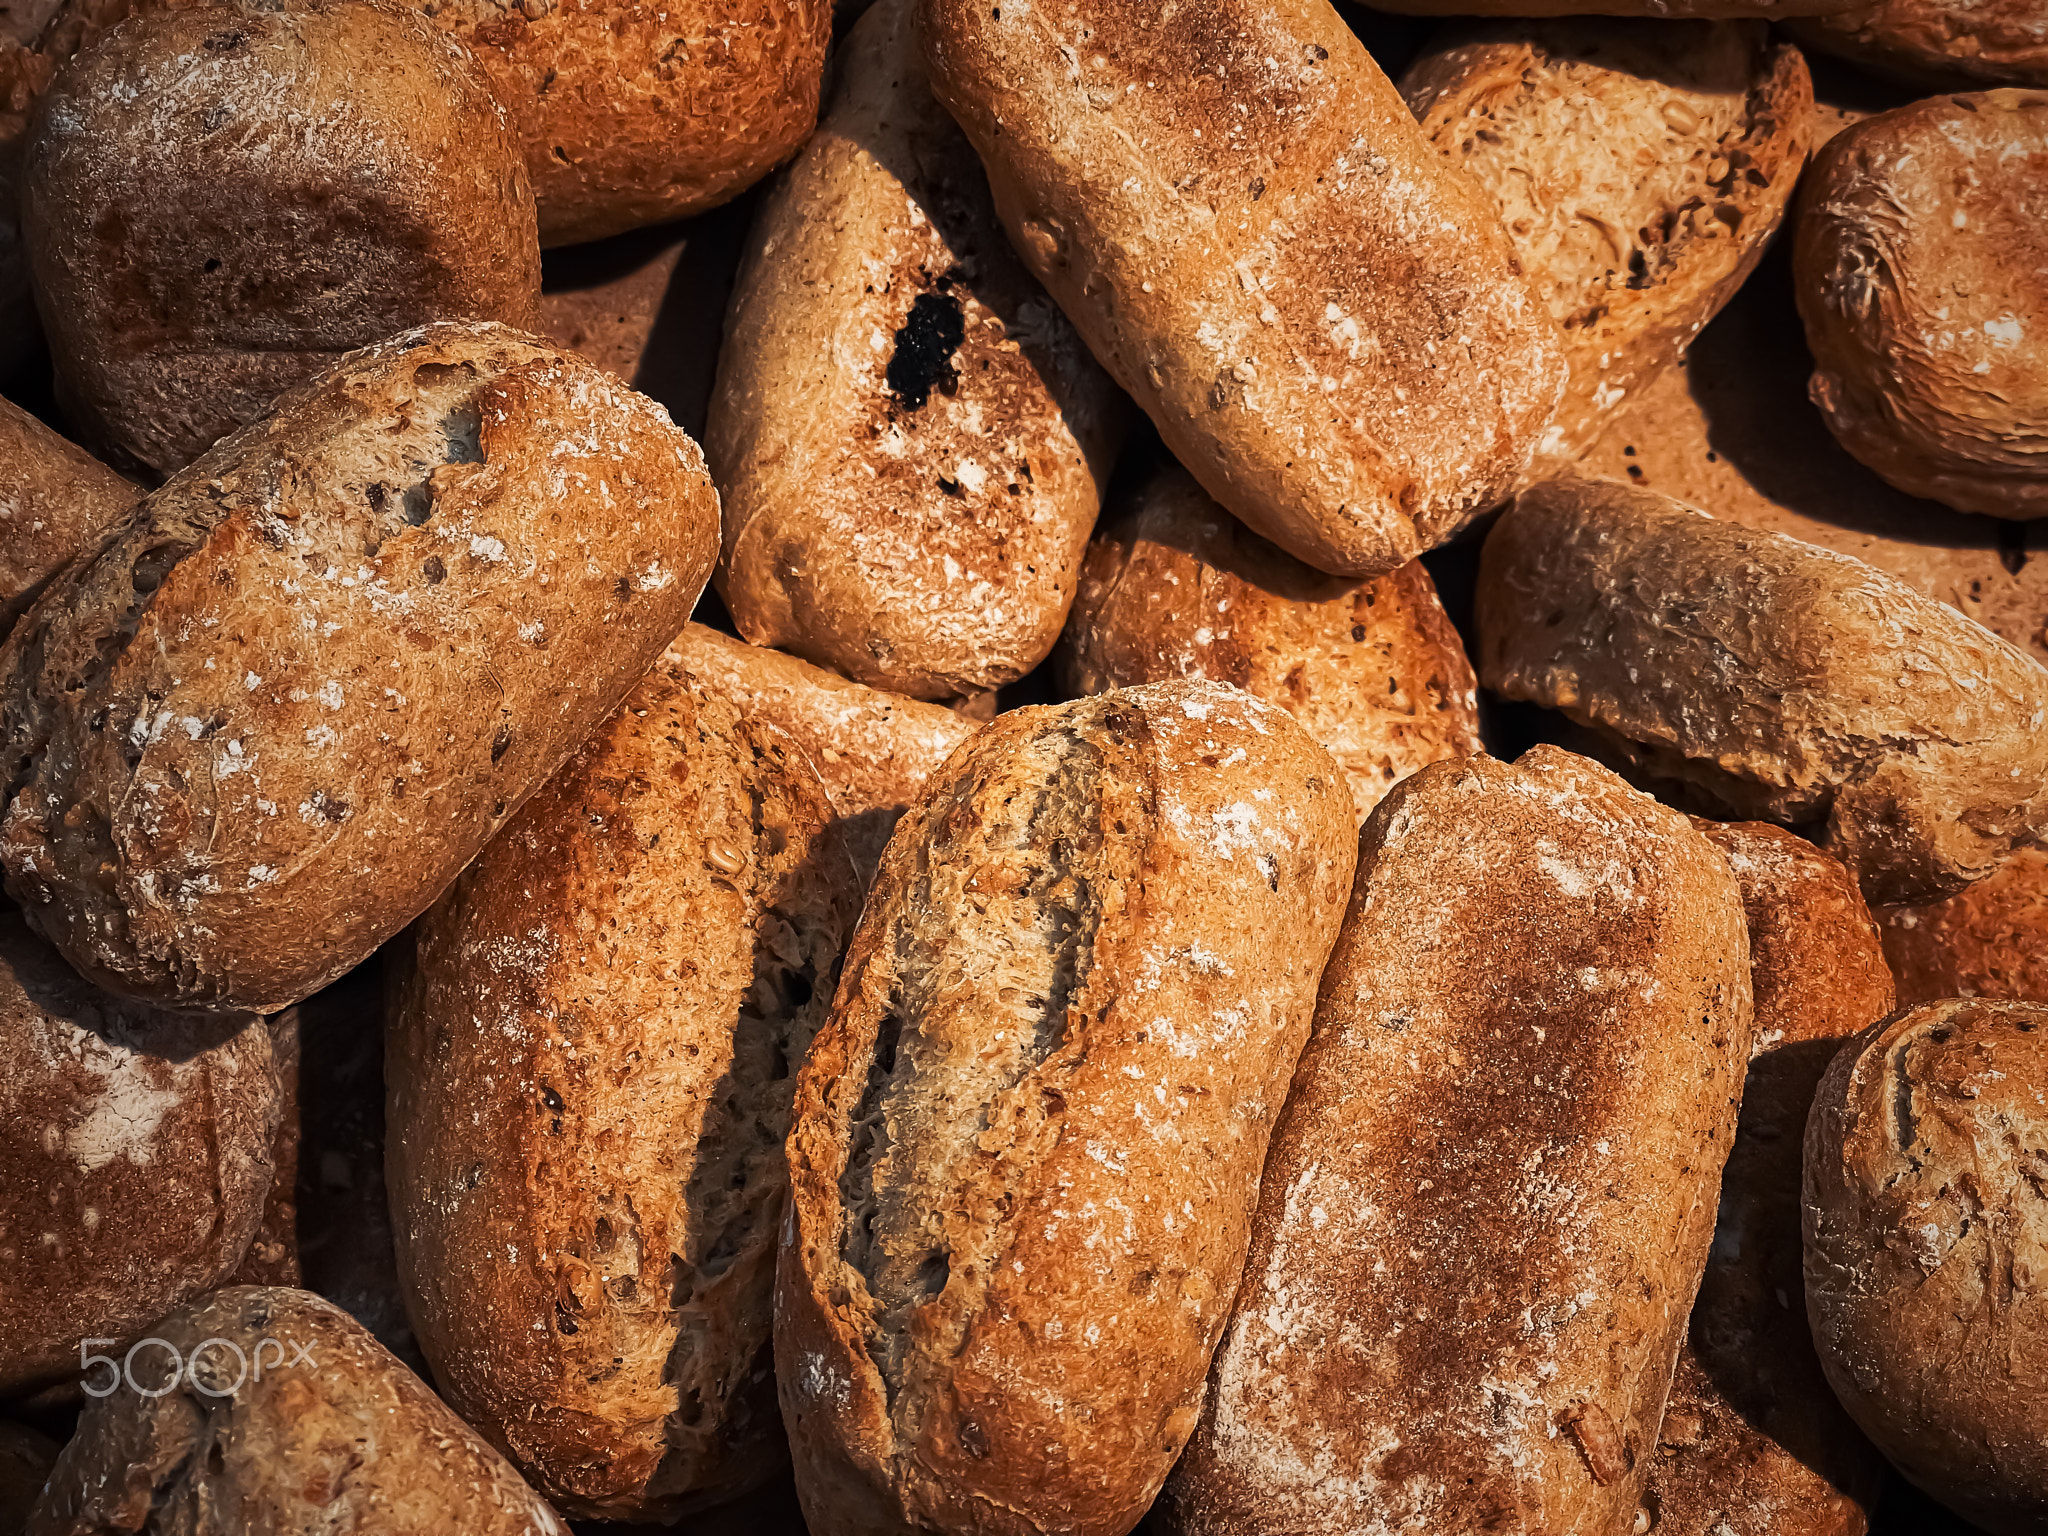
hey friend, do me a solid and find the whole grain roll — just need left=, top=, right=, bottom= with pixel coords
left=1878, top=845, right=2048, bottom=1005
left=1791, top=0, right=2048, bottom=89
left=1057, top=460, right=1480, bottom=823
left=24, top=1286, right=567, bottom=1536
left=709, top=0, right=1124, bottom=701
left=21, top=0, right=542, bottom=478
left=1795, top=91, right=2048, bottom=519
left=0, top=912, right=279, bottom=1399
left=917, top=0, right=1564, bottom=580
left=389, top=665, right=858, bottom=1521
left=1478, top=478, right=2048, bottom=905
left=0, top=397, right=138, bottom=636
left=1401, top=20, right=1812, bottom=476
left=1159, top=746, right=1752, bottom=1535
left=0, top=320, right=720, bottom=1016
left=778, top=678, right=1356, bottom=1536
left=1804, top=998, right=2048, bottom=1534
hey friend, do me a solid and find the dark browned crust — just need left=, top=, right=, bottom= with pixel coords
left=1878, top=845, right=2048, bottom=1006
left=1790, top=0, right=2048, bottom=90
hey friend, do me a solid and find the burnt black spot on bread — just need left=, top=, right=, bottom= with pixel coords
left=886, top=291, right=967, bottom=411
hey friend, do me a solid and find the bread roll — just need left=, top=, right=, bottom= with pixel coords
left=0, top=912, right=280, bottom=1398
left=389, top=665, right=858, bottom=1519
left=414, top=0, right=829, bottom=247
left=917, top=0, right=1564, bottom=580
left=1159, top=746, right=1751, bottom=1535
left=1477, top=478, right=2048, bottom=905
left=1791, top=0, right=2048, bottom=89
left=1374, top=0, right=1844, bottom=15
left=1057, top=461, right=1479, bottom=822
left=0, top=1421, right=59, bottom=1532
left=1641, top=822, right=1889, bottom=1536
left=1796, top=91, right=2048, bottom=519
left=24, top=1286, right=566, bottom=1536
left=0, top=320, right=719, bottom=1015
left=1401, top=21, right=1812, bottom=475
left=1805, top=998, right=2048, bottom=1534
left=778, top=679, right=1356, bottom=1536
left=709, top=0, right=1123, bottom=701
left=228, top=1007, right=301, bottom=1287
left=1878, top=845, right=2048, bottom=1005
left=0, top=398, right=137, bottom=636
left=665, top=623, right=976, bottom=885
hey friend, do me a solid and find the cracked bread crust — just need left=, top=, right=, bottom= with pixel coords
left=0, top=319, right=720, bottom=1016
left=1477, top=478, right=2048, bottom=906
left=0, top=397, right=138, bottom=638
left=917, top=0, right=1564, bottom=580
left=776, top=679, right=1356, bottom=1536
left=387, top=665, right=858, bottom=1522
left=1879, top=845, right=2048, bottom=1006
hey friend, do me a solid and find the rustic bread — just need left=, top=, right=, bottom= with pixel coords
left=1158, top=746, right=1750, bottom=1535
left=1791, top=0, right=2048, bottom=89
left=1378, top=0, right=1844, bottom=14
left=1642, top=821, right=1890, bottom=1536
left=0, top=912, right=279, bottom=1398
left=665, top=623, right=976, bottom=885
left=22, top=0, right=542, bottom=479
left=1878, top=845, right=2048, bottom=1005
left=709, top=0, right=1123, bottom=701
left=389, top=665, right=858, bottom=1521
left=1477, top=478, right=2048, bottom=905
left=0, top=320, right=719, bottom=1016
left=918, top=0, right=1564, bottom=580
left=1805, top=998, right=2048, bottom=1534
left=0, top=1421, right=58, bottom=1532
left=0, top=398, right=137, bottom=636
left=778, top=678, right=1356, bottom=1536
left=227, top=1007, right=301, bottom=1287
left=413, top=0, right=829, bottom=247
left=1401, top=20, right=1812, bottom=476
left=1794, top=90, right=2048, bottom=519
left=1057, top=460, right=1480, bottom=823
left=25, top=1286, right=567, bottom=1535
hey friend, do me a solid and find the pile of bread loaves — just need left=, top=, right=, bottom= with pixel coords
left=2, top=0, right=2046, bottom=1530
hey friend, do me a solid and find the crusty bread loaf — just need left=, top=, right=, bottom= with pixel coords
left=1878, top=845, right=2048, bottom=1005
left=1374, top=0, right=1848, bottom=15
left=1805, top=998, right=2048, bottom=1534
left=1401, top=20, right=1812, bottom=475
left=709, top=0, right=1124, bottom=701
left=1159, top=746, right=1751, bottom=1535
left=778, top=679, right=1356, bottom=1536
left=0, top=320, right=720, bottom=1015
left=1057, top=460, right=1479, bottom=822
left=22, top=0, right=542, bottom=478
left=1478, top=478, right=2048, bottom=905
left=0, top=912, right=279, bottom=1398
left=389, top=665, right=858, bottom=1520
left=918, top=0, right=1564, bottom=580
left=665, top=623, right=976, bottom=885
left=227, top=1006, right=301, bottom=1287
left=0, top=397, right=137, bottom=635
left=1642, top=821, right=1889, bottom=1536
left=25, top=1286, right=567, bottom=1535
left=0, top=1421, right=58, bottom=1533
left=413, top=0, right=829, bottom=247
left=1794, top=90, right=2048, bottom=519
left=1791, top=0, right=2048, bottom=89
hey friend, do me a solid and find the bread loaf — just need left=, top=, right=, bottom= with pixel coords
left=22, top=0, right=542, bottom=478
left=1401, top=20, right=1812, bottom=475
left=228, top=1006, right=301, bottom=1287
left=24, top=1286, right=567, bottom=1536
left=1878, top=845, right=2048, bottom=1005
left=1478, top=478, right=2048, bottom=905
left=0, top=912, right=279, bottom=1398
left=389, top=665, right=858, bottom=1520
left=0, top=320, right=720, bottom=1015
left=0, top=397, right=138, bottom=636
left=918, top=0, right=1564, bottom=580
left=1791, top=0, right=2048, bottom=89
left=1805, top=998, right=2048, bottom=1534
left=1375, top=0, right=1845, bottom=14
left=665, top=623, right=976, bottom=885
left=1158, top=746, right=1751, bottom=1534
left=1057, top=460, right=1480, bottom=822
left=1794, top=90, right=2048, bottom=519
left=778, top=678, right=1356, bottom=1536
left=1641, top=821, right=1889, bottom=1536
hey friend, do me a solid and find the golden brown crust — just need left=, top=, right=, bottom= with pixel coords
left=1804, top=999, right=2048, bottom=1533
left=0, top=398, right=137, bottom=637
left=778, top=679, right=1356, bottom=1536
left=22, top=0, right=542, bottom=477
left=1159, top=747, right=1752, bottom=1535
left=1057, top=460, right=1480, bottom=822
left=1477, top=478, right=2048, bottom=906
left=0, top=319, right=720, bottom=1015
left=1794, top=90, right=2048, bottom=519
left=25, top=1286, right=567, bottom=1535
left=1402, top=21, right=1812, bottom=475
left=1790, top=0, right=2048, bottom=89
left=918, top=0, right=1564, bottom=580
left=1878, top=845, right=2048, bottom=1005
